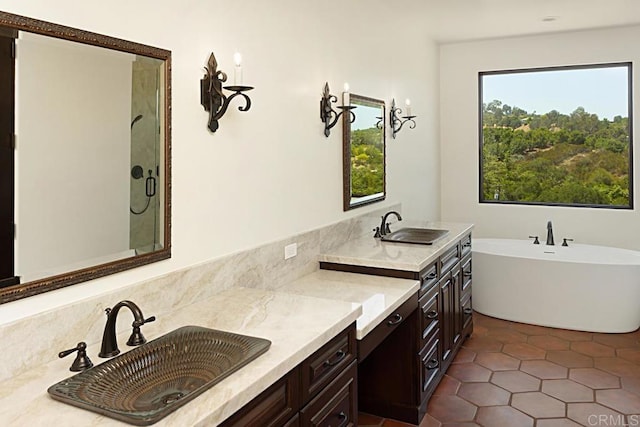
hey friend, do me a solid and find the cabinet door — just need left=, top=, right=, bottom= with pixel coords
left=440, top=273, right=453, bottom=363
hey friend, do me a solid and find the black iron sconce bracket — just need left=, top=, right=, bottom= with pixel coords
left=200, top=52, right=253, bottom=133
left=320, top=82, right=356, bottom=137
left=389, top=98, right=416, bottom=139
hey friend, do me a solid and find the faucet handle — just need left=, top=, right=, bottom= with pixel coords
left=373, top=227, right=381, bottom=238
left=562, top=238, right=574, bottom=247
left=528, top=235, right=540, bottom=245
left=59, top=342, right=93, bottom=372
left=127, top=315, right=156, bottom=347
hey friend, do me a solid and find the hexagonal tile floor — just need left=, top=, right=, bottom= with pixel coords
left=358, top=312, right=640, bottom=427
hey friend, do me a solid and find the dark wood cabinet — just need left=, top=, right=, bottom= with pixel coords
left=220, top=324, right=357, bottom=427
left=346, top=233, right=473, bottom=425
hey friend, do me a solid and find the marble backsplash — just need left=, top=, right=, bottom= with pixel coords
left=0, top=203, right=400, bottom=382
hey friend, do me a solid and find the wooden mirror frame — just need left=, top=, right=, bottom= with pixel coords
left=0, top=11, right=171, bottom=304
left=342, top=93, right=386, bottom=211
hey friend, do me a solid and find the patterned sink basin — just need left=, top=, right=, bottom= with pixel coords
left=381, top=228, right=449, bottom=245
left=48, top=325, right=271, bottom=425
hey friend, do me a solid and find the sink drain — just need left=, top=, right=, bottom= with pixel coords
left=161, top=392, right=184, bottom=405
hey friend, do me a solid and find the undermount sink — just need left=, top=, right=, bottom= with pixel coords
left=381, top=228, right=450, bottom=245
left=48, top=325, right=271, bottom=425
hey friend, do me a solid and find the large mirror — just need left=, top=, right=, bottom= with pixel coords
left=342, top=94, right=386, bottom=210
left=0, top=11, right=171, bottom=303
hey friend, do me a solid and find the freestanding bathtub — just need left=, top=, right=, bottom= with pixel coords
left=472, top=238, right=640, bottom=333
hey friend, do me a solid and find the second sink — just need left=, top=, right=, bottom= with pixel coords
left=381, top=228, right=449, bottom=245
left=48, top=325, right=271, bottom=425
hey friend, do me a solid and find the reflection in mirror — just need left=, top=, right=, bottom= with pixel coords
left=0, top=11, right=171, bottom=303
left=342, top=94, right=386, bottom=210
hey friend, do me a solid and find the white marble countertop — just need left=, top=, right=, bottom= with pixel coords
left=274, top=269, right=419, bottom=340
left=0, top=287, right=361, bottom=426
left=319, top=221, right=474, bottom=272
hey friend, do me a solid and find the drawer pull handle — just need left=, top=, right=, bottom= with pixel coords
left=387, top=313, right=403, bottom=326
left=337, top=411, right=348, bottom=426
left=425, top=310, right=438, bottom=319
left=463, top=271, right=472, bottom=278
left=425, top=272, right=436, bottom=280
left=323, top=349, right=346, bottom=367
left=464, top=307, right=473, bottom=315
left=426, top=358, right=439, bottom=370
left=463, top=242, right=471, bottom=247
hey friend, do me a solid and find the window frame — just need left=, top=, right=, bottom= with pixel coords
left=478, top=62, right=634, bottom=210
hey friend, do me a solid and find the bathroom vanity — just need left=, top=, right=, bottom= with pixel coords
left=318, top=221, right=474, bottom=424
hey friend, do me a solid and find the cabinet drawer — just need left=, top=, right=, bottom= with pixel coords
left=419, top=333, right=441, bottom=401
left=302, top=324, right=356, bottom=402
left=461, top=233, right=472, bottom=257
left=300, top=360, right=357, bottom=427
left=440, top=244, right=460, bottom=275
left=419, top=284, right=439, bottom=349
left=419, top=261, right=438, bottom=298
left=220, top=367, right=300, bottom=427
left=461, top=255, right=472, bottom=295
left=358, top=292, right=418, bottom=362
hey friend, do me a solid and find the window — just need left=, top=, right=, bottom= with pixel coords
left=479, top=63, right=632, bottom=208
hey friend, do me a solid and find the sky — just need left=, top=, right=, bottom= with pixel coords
left=481, top=65, right=630, bottom=120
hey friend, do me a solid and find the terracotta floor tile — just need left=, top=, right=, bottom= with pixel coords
left=502, top=343, right=546, bottom=360
left=471, top=324, right=489, bottom=337
left=446, top=363, right=492, bottom=383
left=474, top=352, right=520, bottom=371
left=486, top=328, right=528, bottom=343
left=621, top=376, right=640, bottom=397
left=569, top=368, right=620, bottom=389
left=528, top=335, right=571, bottom=351
left=457, top=382, right=510, bottom=406
left=596, top=388, right=640, bottom=414
left=426, top=395, right=477, bottom=423
left=433, top=374, right=461, bottom=396
left=359, top=412, right=384, bottom=426
left=511, top=322, right=555, bottom=336
left=418, top=414, right=441, bottom=427
left=595, top=357, right=640, bottom=377
left=520, top=360, right=568, bottom=379
left=548, top=329, right=594, bottom=342
left=511, top=391, right=566, bottom=418
left=451, top=347, right=476, bottom=364
left=475, top=406, right=534, bottom=427
left=593, top=333, right=640, bottom=349
left=617, top=348, right=640, bottom=364
left=490, top=370, right=541, bottom=393
left=474, top=314, right=514, bottom=329
left=461, top=336, right=504, bottom=353
left=546, top=350, right=594, bottom=368
left=571, top=341, right=616, bottom=358
left=535, top=419, right=583, bottom=427
left=541, top=379, right=594, bottom=402
left=439, top=423, right=479, bottom=427
left=567, top=402, right=626, bottom=426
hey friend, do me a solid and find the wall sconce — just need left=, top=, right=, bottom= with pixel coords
left=389, top=98, right=417, bottom=139
left=200, top=52, right=253, bottom=133
left=320, top=82, right=356, bottom=137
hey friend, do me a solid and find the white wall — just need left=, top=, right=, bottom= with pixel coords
left=0, top=1, right=440, bottom=321
left=440, top=26, right=640, bottom=250
left=16, top=33, right=132, bottom=281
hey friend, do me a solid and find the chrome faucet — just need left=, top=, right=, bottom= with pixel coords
left=546, top=221, right=555, bottom=246
left=379, top=211, right=403, bottom=237
left=99, top=300, right=155, bottom=358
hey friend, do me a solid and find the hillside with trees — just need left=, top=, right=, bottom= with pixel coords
left=482, top=100, right=630, bottom=206
left=351, top=127, right=384, bottom=197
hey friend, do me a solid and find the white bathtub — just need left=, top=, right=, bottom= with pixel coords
left=472, top=238, right=640, bottom=333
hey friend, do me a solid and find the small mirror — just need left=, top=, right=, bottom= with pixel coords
left=0, top=11, right=171, bottom=303
left=342, top=94, right=386, bottom=210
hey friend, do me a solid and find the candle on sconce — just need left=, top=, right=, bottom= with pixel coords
left=343, top=82, right=350, bottom=106
left=233, top=51, right=243, bottom=85
left=405, top=99, right=412, bottom=117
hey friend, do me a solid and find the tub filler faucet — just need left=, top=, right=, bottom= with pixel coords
left=546, top=221, right=555, bottom=246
